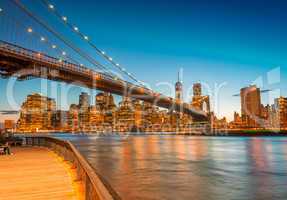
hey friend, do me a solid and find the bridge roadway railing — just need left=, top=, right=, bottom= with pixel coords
left=24, top=136, right=121, bottom=200
left=0, top=40, right=140, bottom=87
left=0, top=40, right=155, bottom=95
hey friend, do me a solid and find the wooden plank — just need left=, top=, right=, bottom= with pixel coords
left=0, top=147, right=83, bottom=200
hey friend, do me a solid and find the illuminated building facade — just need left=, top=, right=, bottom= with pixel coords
left=16, top=74, right=215, bottom=133
left=115, top=96, right=136, bottom=132
left=175, top=72, right=183, bottom=102
left=4, top=120, right=15, bottom=131
left=240, top=85, right=261, bottom=127
left=275, top=97, right=287, bottom=128
left=17, top=93, right=56, bottom=132
left=96, top=92, right=117, bottom=126
left=68, top=104, right=80, bottom=131
left=79, top=92, right=90, bottom=130
left=89, top=105, right=104, bottom=131
left=53, top=111, right=69, bottom=131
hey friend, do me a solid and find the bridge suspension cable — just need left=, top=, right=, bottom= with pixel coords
left=39, top=0, right=147, bottom=87
left=11, top=0, right=119, bottom=77
left=0, top=7, right=80, bottom=65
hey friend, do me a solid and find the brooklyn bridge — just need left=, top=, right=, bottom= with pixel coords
left=0, top=0, right=208, bottom=122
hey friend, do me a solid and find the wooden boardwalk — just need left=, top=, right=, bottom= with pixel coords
left=0, top=147, right=83, bottom=200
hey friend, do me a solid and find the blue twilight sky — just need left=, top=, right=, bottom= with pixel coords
left=0, top=0, right=286, bottom=121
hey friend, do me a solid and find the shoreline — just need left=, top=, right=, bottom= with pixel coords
left=10, top=130, right=287, bottom=137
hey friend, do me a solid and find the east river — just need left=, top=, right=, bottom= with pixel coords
left=55, top=134, right=287, bottom=200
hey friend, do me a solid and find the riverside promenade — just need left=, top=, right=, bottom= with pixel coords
left=0, top=147, right=83, bottom=200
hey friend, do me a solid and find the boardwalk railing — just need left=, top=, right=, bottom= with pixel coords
left=24, top=136, right=120, bottom=200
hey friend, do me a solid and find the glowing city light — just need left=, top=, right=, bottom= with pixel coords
left=101, top=51, right=105, bottom=55
left=27, top=28, right=33, bottom=33
left=62, top=51, right=66, bottom=56
left=48, top=4, right=54, bottom=9
left=52, top=45, right=57, bottom=49
left=84, top=36, right=89, bottom=40
left=0, top=8, right=3, bottom=12
left=108, top=57, right=113, bottom=61
left=40, top=37, right=46, bottom=41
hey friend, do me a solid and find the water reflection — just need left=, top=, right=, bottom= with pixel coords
left=56, top=135, right=287, bottom=200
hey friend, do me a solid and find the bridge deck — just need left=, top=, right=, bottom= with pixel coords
left=0, top=40, right=208, bottom=121
left=0, top=147, right=83, bottom=200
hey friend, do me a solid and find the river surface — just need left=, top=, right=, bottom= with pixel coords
left=55, top=134, right=287, bottom=200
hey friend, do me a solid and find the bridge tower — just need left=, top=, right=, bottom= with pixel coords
left=191, top=83, right=210, bottom=114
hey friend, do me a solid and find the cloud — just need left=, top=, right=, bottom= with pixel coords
left=0, top=110, right=19, bottom=115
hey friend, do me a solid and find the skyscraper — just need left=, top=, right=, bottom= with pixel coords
left=17, top=93, right=56, bottom=132
left=68, top=104, right=79, bottom=131
left=79, top=92, right=90, bottom=129
left=175, top=72, right=183, bottom=102
left=79, top=92, right=90, bottom=109
left=274, top=97, right=287, bottom=128
left=96, top=92, right=116, bottom=111
left=240, top=85, right=261, bottom=124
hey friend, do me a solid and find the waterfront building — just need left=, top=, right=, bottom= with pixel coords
left=78, top=92, right=90, bottom=130
left=169, top=111, right=182, bottom=131
left=229, top=88, right=287, bottom=129
left=79, top=92, right=90, bottom=109
left=4, top=120, right=15, bottom=131
left=96, top=92, right=117, bottom=127
left=53, top=110, right=70, bottom=131
left=68, top=104, right=80, bottom=131
left=142, top=102, right=162, bottom=131
left=17, top=93, right=56, bottom=132
left=260, top=104, right=272, bottom=128
left=115, top=96, right=136, bottom=132
left=211, top=116, right=228, bottom=130
left=228, top=112, right=243, bottom=129
left=96, top=92, right=116, bottom=111
left=133, top=99, right=144, bottom=129
left=158, top=110, right=169, bottom=131
left=261, top=104, right=269, bottom=119
left=275, top=97, right=287, bottom=128
left=142, top=101, right=153, bottom=128
left=89, top=105, right=104, bottom=131
left=240, top=85, right=261, bottom=127
left=181, top=114, right=193, bottom=126
left=269, top=104, right=279, bottom=129
left=234, top=112, right=241, bottom=123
